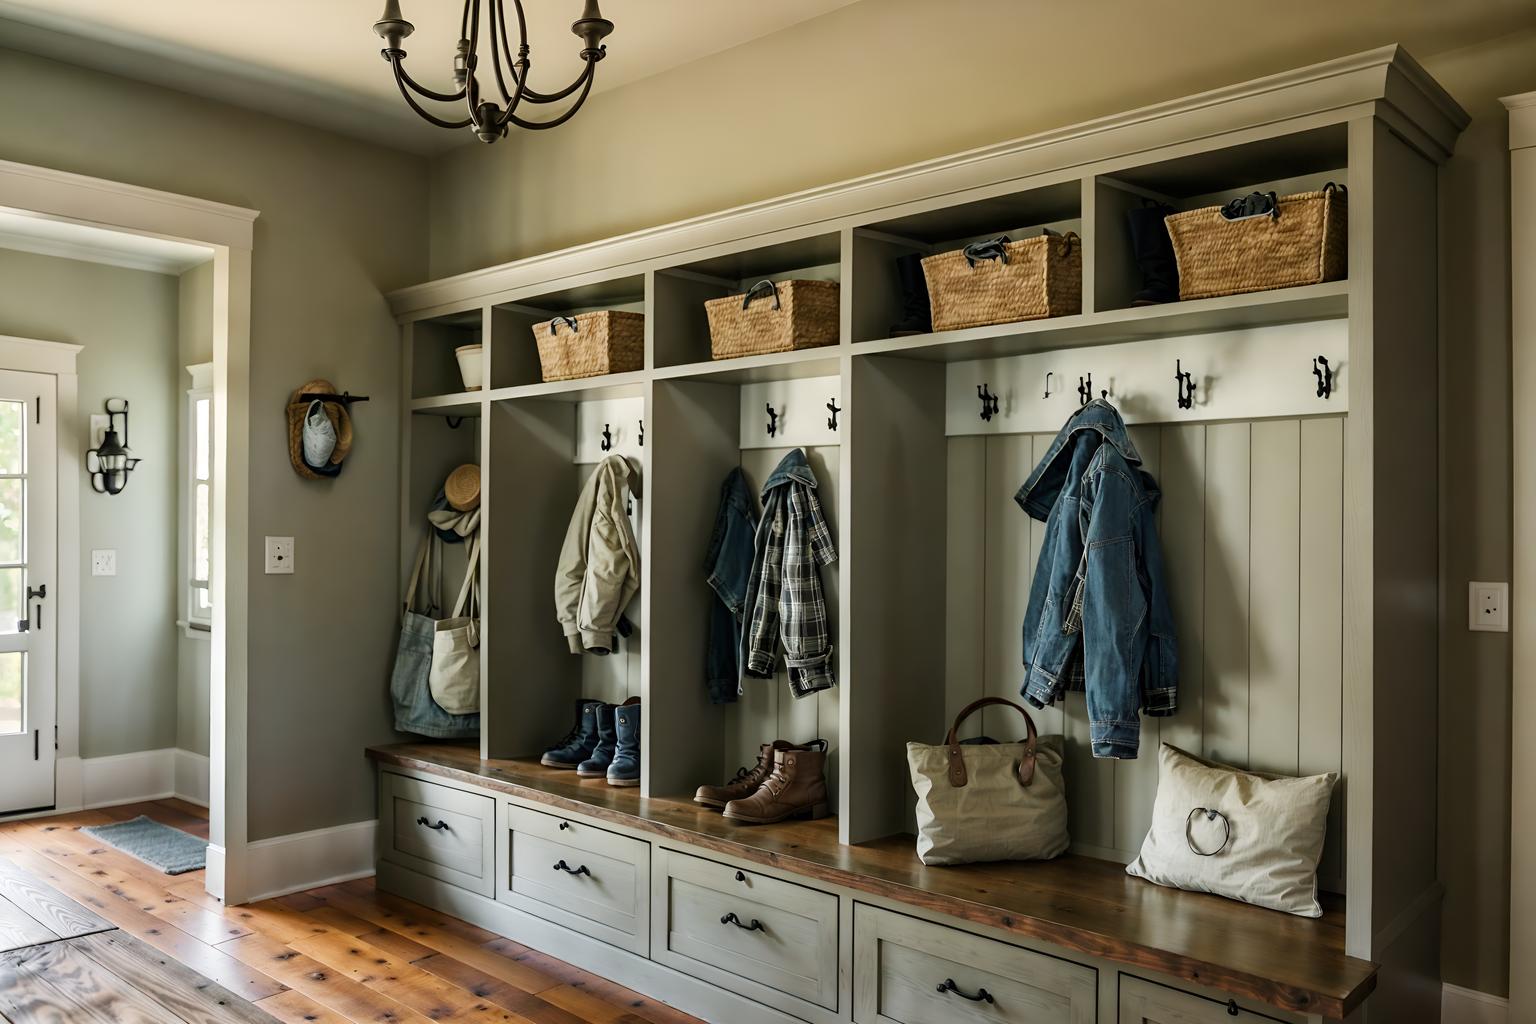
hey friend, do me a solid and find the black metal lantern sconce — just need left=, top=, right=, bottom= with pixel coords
left=87, top=398, right=141, bottom=495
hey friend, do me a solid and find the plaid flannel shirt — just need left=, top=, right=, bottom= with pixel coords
left=741, top=449, right=837, bottom=698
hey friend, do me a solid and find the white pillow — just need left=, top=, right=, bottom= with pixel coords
left=1126, top=744, right=1337, bottom=917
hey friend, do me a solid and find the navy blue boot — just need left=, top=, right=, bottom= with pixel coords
left=541, top=699, right=602, bottom=769
left=607, top=698, right=641, bottom=787
left=577, top=703, right=617, bottom=778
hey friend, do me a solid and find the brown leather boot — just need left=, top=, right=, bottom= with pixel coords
left=723, top=744, right=831, bottom=824
left=694, top=740, right=792, bottom=809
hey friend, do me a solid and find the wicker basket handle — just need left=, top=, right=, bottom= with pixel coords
left=547, top=315, right=579, bottom=336
left=962, top=236, right=1012, bottom=268
left=741, top=280, right=781, bottom=311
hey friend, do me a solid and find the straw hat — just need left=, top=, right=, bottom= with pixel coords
left=444, top=464, right=481, bottom=512
left=286, top=380, right=353, bottom=480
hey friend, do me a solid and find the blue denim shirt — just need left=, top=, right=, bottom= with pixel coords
left=704, top=467, right=758, bottom=704
left=1015, top=400, right=1178, bottom=758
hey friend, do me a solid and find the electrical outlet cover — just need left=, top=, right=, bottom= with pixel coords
left=265, top=536, right=294, bottom=575
left=91, top=549, right=116, bottom=577
left=1469, top=580, right=1509, bottom=632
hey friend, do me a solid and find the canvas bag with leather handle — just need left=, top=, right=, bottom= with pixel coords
left=429, top=532, right=481, bottom=715
left=391, top=530, right=479, bottom=738
left=906, top=697, right=1069, bottom=865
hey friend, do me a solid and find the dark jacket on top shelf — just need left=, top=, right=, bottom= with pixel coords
left=741, top=448, right=838, bottom=699
left=705, top=467, right=759, bottom=704
left=1015, top=399, right=1178, bottom=758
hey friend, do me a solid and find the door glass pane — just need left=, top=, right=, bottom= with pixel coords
left=194, top=482, right=210, bottom=583
left=195, top=398, right=211, bottom=481
left=0, top=478, right=22, bottom=564
left=0, top=402, right=22, bottom=476
left=0, top=568, right=20, bottom=637
left=0, top=652, right=20, bottom=736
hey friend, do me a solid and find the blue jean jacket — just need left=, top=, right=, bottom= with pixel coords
left=1015, top=400, right=1178, bottom=758
left=704, top=467, right=758, bottom=704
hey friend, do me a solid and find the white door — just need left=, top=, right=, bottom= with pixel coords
left=0, top=372, right=56, bottom=814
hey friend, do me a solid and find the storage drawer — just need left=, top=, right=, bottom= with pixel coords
left=380, top=771, right=495, bottom=897
left=854, top=903, right=1096, bottom=1024
left=1120, top=976, right=1285, bottom=1023
left=653, top=847, right=839, bottom=1020
left=498, top=802, right=650, bottom=956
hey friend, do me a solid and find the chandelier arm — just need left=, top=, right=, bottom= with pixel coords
left=393, top=56, right=468, bottom=104
left=486, top=0, right=517, bottom=106
left=505, top=61, right=596, bottom=130
left=391, top=61, right=474, bottom=129
left=497, top=0, right=531, bottom=89
left=517, top=56, right=598, bottom=105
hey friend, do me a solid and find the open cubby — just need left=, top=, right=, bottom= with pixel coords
left=1094, top=125, right=1351, bottom=312
left=487, top=275, right=647, bottom=391
left=850, top=179, right=1082, bottom=344
left=646, top=373, right=843, bottom=823
left=410, top=308, right=483, bottom=402
left=652, top=231, right=841, bottom=369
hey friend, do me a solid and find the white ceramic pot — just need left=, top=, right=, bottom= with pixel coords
left=454, top=343, right=484, bottom=392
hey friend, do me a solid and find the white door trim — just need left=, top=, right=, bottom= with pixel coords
left=0, top=160, right=259, bottom=904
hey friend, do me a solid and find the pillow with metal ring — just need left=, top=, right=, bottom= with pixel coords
left=1127, top=744, right=1338, bottom=917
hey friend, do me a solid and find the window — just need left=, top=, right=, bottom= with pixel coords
left=184, top=364, right=213, bottom=633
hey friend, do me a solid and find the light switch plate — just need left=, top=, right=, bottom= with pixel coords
left=265, top=536, right=294, bottom=575
left=91, top=549, right=116, bottom=577
left=1469, top=581, right=1509, bottom=632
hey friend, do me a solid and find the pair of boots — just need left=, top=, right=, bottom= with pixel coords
left=694, top=739, right=830, bottom=825
left=540, top=697, right=641, bottom=787
left=1126, top=202, right=1179, bottom=304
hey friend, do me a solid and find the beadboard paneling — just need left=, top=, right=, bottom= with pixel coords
left=944, top=417, right=1346, bottom=883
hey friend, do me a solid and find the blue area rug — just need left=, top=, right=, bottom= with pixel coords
left=81, top=816, right=207, bottom=875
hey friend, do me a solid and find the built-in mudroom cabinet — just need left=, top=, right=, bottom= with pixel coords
left=371, top=46, right=1466, bottom=1024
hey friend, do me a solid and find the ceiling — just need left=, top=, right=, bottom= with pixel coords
left=0, top=0, right=859, bottom=154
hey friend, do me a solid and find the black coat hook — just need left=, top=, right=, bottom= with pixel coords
left=1175, top=360, right=1197, bottom=410
left=638, top=419, right=644, bottom=446
left=1043, top=371, right=1054, bottom=399
left=1313, top=356, right=1333, bottom=399
left=766, top=403, right=778, bottom=438
left=445, top=415, right=465, bottom=430
left=977, top=384, right=999, bottom=422
left=601, top=423, right=613, bottom=451
left=826, top=398, right=841, bottom=431
left=1078, top=373, right=1092, bottom=406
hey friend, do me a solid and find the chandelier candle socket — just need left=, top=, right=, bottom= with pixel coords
left=373, top=0, right=613, bottom=144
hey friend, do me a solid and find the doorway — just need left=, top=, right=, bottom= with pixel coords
left=0, top=372, right=56, bottom=814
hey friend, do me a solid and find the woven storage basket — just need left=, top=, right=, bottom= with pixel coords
left=1165, top=184, right=1347, bottom=301
left=922, top=232, right=1082, bottom=332
left=532, top=310, right=645, bottom=382
left=705, top=279, right=840, bottom=360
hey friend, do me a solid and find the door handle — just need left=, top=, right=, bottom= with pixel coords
left=18, top=585, right=45, bottom=633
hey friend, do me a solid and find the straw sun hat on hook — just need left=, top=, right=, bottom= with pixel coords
left=286, top=380, right=353, bottom=480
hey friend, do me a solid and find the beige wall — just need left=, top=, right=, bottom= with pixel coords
left=0, top=248, right=180, bottom=760
left=426, top=2, right=1533, bottom=995
left=0, top=48, right=431, bottom=840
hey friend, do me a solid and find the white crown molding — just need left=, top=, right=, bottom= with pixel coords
left=1506, top=91, right=1536, bottom=151
left=243, top=819, right=377, bottom=903
left=0, top=334, right=82, bottom=375
left=0, top=225, right=201, bottom=275
left=388, top=44, right=1467, bottom=317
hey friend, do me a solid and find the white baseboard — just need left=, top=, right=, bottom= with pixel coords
left=243, top=820, right=377, bottom=903
left=1443, top=983, right=1508, bottom=1024
left=173, top=750, right=210, bottom=807
left=79, top=748, right=175, bottom=808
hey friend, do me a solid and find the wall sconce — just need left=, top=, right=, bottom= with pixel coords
left=86, top=398, right=141, bottom=495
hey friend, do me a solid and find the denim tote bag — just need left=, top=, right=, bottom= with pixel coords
left=392, top=531, right=480, bottom=738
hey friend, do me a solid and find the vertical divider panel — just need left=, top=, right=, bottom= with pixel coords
left=982, top=435, right=1036, bottom=742
left=1248, top=420, right=1302, bottom=776
left=843, top=354, right=948, bottom=843
left=483, top=399, right=583, bottom=759
left=944, top=436, right=986, bottom=741
left=644, top=379, right=740, bottom=798
left=1158, top=424, right=1207, bottom=757
left=1202, top=422, right=1252, bottom=767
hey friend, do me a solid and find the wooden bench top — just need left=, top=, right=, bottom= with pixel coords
left=368, top=742, right=1376, bottom=1019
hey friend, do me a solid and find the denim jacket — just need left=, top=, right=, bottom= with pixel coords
left=741, top=449, right=837, bottom=698
left=704, top=468, right=759, bottom=704
left=1015, top=400, right=1178, bottom=758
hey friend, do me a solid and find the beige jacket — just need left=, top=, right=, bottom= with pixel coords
left=555, top=455, right=640, bottom=654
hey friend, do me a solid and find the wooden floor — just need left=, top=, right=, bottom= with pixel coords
left=0, top=800, right=703, bottom=1023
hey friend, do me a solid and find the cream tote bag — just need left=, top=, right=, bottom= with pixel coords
left=429, top=533, right=481, bottom=715
left=907, top=697, right=1069, bottom=866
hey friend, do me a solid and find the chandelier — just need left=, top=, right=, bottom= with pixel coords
left=373, top=0, right=613, bottom=144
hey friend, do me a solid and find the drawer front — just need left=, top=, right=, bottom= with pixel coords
left=499, top=803, right=650, bottom=956
left=653, top=847, right=839, bottom=1018
left=1120, top=976, right=1285, bottom=1023
left=381, top=771, right=495, bottom=897
left=854, top=903, right=1096, bottom=1024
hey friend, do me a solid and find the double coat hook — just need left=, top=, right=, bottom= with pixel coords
left=977, top=384, right=999, bottom=422
left=826, top=398, right=841, bottom=431
left=1175, top=360, right=1197, bottom=410
left=1078, top=374, right=1092, bottom=406
left=766, top=403, right=779, bottom=438
left=1313, top=356, right=1333, bottom=399
left=601, top=424, right=612, bottom=452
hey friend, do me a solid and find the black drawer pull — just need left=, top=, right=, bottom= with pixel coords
left=734, top=870, right=747, bottom=882
left=552, top=859, right=590, bottom=877
left=1227, top=999, right=1240, bottom=1016
left=936, top=978, right=994, bottom=1004
left=720, top=912, right=765, bottom=932
left=415, top=817, right=450, bottom=831
left=558, top=821, right=571, bottom=831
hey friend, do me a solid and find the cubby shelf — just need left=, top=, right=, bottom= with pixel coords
left=654, top=347, right=842, bottom=385
left=485, top=369, right=648, bottom=404
left=410, top=392, right=483, bottom=416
